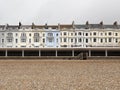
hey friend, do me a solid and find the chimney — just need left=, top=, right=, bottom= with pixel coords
left=72, top=21, right=75, bottom=29
left=58, top=23, right=60, bottom=29
left=32, top=22, right=35, bottom=29
left=100, top=21, right=104, bottom=29
left=85, top=21, right=89, bottom=29
left=6, top=23, right=9, bottom=29
left=113, top=21, right=118, bottom=26
left=45, top=23, right=48, bottom=29
left=100, top=21, right=103, bottom=25
left=86, top=21, right=89, bottom=25
left=113, top=21, right=118, bottom=29
left=18, top=22, right=22, bottom=29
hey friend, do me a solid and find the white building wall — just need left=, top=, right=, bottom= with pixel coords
left=0, top=25, right=120, bottom=48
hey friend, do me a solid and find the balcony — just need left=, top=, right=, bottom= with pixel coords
left=47, top=36, right=54, bottom=39
left=6, top=36, right=13, bottom=39
left=20, top=36, right=27, bottom=39
left=47, top=33, right=54, bottom=38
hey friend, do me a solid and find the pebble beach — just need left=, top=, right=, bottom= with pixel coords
left=0, top=59, right=119, bottom=90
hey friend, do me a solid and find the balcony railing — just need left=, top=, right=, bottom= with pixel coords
left=6, top=36, right=13, bottom=39
left=33, top=36, right=40, bottom=38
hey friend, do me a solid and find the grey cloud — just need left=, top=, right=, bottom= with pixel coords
left=0, top=0, right=120, bottom=25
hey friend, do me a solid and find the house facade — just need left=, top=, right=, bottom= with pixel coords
left=0, top=22, right=120, bottom=48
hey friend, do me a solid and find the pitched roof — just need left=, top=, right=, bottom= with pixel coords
left=75, top=24, right=120, bottom=29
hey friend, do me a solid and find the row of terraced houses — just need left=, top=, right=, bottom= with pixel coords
left=0, top=21, right=120, bottom=48
left=0, top=21, right=120, bottom=59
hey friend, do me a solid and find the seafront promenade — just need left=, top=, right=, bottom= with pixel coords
left=0, top=47, right=120, bottom=59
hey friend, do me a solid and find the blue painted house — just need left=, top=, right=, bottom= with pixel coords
left=44, top=28, right=60, bottom=48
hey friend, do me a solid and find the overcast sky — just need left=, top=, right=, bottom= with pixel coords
left=0, top=0, right=120, bottom=25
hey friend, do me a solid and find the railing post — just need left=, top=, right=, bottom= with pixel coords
left=56, top=50, right=57, bottom=57
left=5, top=50, right=7, bottom=57
left=39, top=50, right=41, bottom=57
left=72, top=50, right=74, bottom=57
left=22, top=50, right=24, bottom=57
left=89, top=50, right=91, bottom=57
left=105, top=50, right=108, bottom=57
